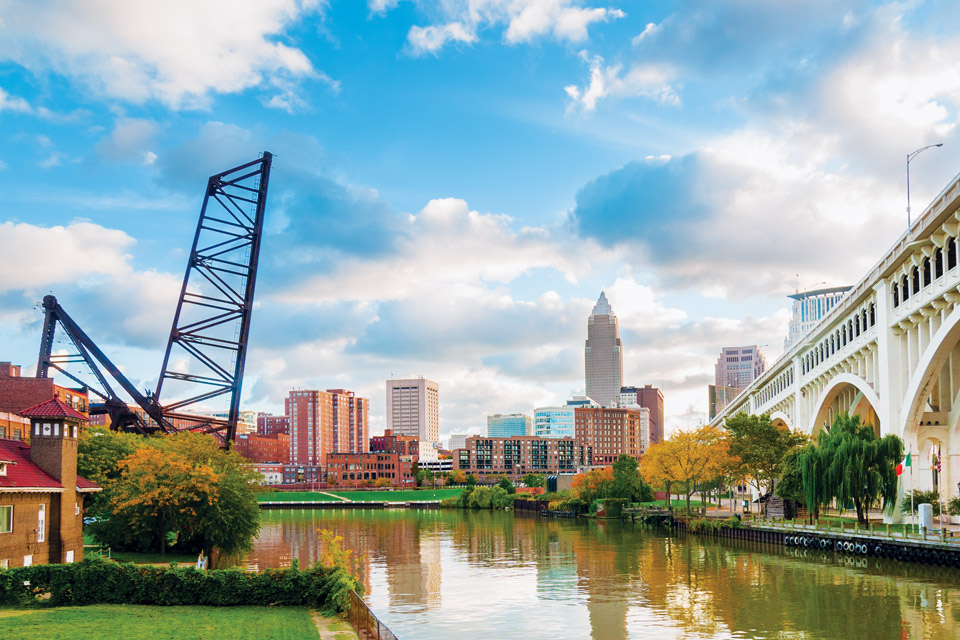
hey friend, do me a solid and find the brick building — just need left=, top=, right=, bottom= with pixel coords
left=256, top=412, right=290, bottom=436
left=0, top=411, right=29, bottom=442
left=234, top=432, right=290, bottom=464
left=326, top=452, right=415, bottom=487
left=286, top=389, right=369, bottom=466
left=574, top=406, right=647, bottom=466
left=1, top=399, right=100, bottom=568
left=369, top=429, right=418, bottom=456
left=0, top=363, right=89, bottom=441
left=453, top=436, right=577, bottom=480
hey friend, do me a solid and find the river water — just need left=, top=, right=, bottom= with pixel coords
left=246, top=509, right=960, bottom=639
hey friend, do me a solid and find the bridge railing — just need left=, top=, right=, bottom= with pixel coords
left=349, top=590, right=399, bottom=640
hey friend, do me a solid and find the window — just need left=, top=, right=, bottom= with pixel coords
left=37, top=504, right=46, bottom=543
left=0, top=505, right=11, bottom=533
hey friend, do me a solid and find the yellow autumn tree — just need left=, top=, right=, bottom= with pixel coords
left=640, top=425, right=737, bottom=514
left=107, top=447, right=221, bottom=556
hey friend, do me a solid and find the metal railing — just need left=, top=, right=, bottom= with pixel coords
left=349, top=590, right=399, bottom=640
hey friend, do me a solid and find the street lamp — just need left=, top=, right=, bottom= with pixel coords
left=907, top=143, right=944, bottom=232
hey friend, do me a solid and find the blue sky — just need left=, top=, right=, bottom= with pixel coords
left=3, top=0, right=960, bottom=439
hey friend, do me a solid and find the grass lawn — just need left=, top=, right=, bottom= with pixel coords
left=258, top=488, right=463, bottom=503
left=0, top=605, right=325, bottom=640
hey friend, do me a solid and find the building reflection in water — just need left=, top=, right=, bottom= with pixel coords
left=247, top=509, right=960, bottom=639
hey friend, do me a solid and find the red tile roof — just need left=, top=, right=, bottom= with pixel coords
left=0, top=438, right=100, bottom=492
left=19, top=398, right=88, bottom=422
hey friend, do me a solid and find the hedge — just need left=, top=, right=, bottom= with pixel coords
left=0, top=557, right=359, bottom=614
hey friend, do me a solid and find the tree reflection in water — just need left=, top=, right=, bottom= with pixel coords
left=245, top=510, right=960, bottom=639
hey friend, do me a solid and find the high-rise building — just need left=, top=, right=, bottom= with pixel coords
left=784, top=286, right=851, bottom=348
left=486, top=413, right=532, bottom=438
left=285, top=389, right=368, bottom=466
left=386, top=378, right=440, bottom=444
left=575, top=406, right=649, bottom=465
left=533, top=406, right=576, bottom=439
left=619, top=385, right=664, bottom=445
left=585, top=292, right=622, bottom=408
left=715, top=346, right=767, bottom=389
left=454, top=435, right=577, bottom=480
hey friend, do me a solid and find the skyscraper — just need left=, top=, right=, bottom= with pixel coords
left=585, top=291, right=622, bottom=408
left=619, top=384, right=663, bottom=445
left=714, top=346, right=767, bottom=389
left=386, top=378, right=440, bottom=444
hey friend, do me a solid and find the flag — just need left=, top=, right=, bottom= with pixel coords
left=935, top=446, right=941, bottom=472
left=896, top=452, right=911, bottom=476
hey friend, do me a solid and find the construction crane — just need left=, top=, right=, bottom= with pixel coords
left=36, top=152, right=273, bottom=446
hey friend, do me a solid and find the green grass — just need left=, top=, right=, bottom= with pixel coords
left=0, top=605, right=320, bottom=640
left=257, top=488, right=463, bottom=503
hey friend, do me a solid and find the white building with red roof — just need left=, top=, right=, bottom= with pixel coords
left=0, top=398, right=100, bottom=568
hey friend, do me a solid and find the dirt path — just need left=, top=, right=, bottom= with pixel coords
left=311, top=611, right=358, bottom=640
left=318, top=491, right=350, bottom=502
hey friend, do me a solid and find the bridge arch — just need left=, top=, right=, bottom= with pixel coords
left=899, top=303, right=960, bottom=439
left=810, top=373, right=881, bottom=438
left=769, top=411, right=791, bottom=429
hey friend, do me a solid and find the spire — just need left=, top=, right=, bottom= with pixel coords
left=591, top=291, right=613, bottom=316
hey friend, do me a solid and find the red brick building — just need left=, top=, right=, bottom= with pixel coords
left=1, top=399, right=100, bottom=568
left=286, top=389, right=369, bottom=466
left=326, top=452, right=415, bottom=487
left=234, top=432, right=290, bottom=464
left=0, top=363, right=89, bottom=442
left=574, top=406, right=646, bottom=466
left=453, top=436, right=578, bottom=480
left=369, top=429, right=418, bottom=456
left=256, top=412, right=290, bottom=436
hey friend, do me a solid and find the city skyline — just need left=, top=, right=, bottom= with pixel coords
left=3, top=2, right=960, bottom=439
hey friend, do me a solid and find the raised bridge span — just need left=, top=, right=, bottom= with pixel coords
left=711, top=170, right=960, bottom=506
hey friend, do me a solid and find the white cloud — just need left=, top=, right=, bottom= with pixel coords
left=0, top=0, right=323, bottom=109
left=407, top=22, right=477, bottom=56
left=0, top=86, right=32, bottom=113
left=368, top=0, right=400, bottom=15
left=399, top=0, right=624, bottom=55
left=0, top=221, right=134, bottom=293
left=631, top=21, right=660, bottom=45
left=565, top=52, right=679, bottom=113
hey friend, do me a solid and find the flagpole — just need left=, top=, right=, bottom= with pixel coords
left=910, top=445, right=915, bottom=534
left=938, top=443, right=944, bottom=531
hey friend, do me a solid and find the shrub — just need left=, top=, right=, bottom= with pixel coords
left=902, top=490, right=942, bottom=516
left=600, top=498, right=628, bottom=518
left=949, top=496, right=960, bottom=516
left=0, top=557, right=360, bottom=614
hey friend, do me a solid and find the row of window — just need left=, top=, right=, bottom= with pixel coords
left=892, top=241, right=958, bottom=307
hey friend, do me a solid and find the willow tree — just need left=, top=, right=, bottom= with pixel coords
left=798, top=413, right=903, bottom=524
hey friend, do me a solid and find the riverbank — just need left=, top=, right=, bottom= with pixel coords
left=258, top=488, right=462, bottom=502
left=0, top=605, right=356, bottom=640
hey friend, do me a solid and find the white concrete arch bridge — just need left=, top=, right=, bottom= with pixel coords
left=711, top=170, right=960, bottom=506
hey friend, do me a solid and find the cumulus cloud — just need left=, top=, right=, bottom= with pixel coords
left=565, top=52, right=679, bottom=113
left=0, top=0, right=324, bottom=109
left=390, top=0, right=625, bottom=56
left=0, top=221, right=134, bottom=292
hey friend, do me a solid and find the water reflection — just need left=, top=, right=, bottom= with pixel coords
left=246, top=510, right=960, bottom=639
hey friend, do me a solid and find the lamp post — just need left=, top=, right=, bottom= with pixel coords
left=907, top=144, right=944, bottom=232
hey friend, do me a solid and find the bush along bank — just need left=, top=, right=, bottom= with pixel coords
left=0, top=556, right=360, bottom=614
left=441, top=485, right=515, bottom=509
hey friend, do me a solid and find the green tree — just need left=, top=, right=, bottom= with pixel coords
left=521, top=473, right=544, bottom=488
left=497, top=476, right=516, bottom=494
left=466, top=473, right=478, bottom=487
left=797, top=413, right=903, bottom=524
left=724, top=412, right=807, bottom=511
left=612, top=454, right=641, bottom=501
left=775, top=448, right=806, bottom=506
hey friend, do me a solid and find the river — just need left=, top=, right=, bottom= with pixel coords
left=245, top=509, right=959, bottom=639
